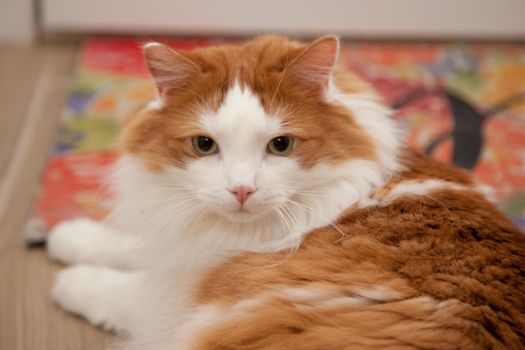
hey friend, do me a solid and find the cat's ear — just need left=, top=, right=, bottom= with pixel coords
left=143, top=42, right=199, bottom=96
left=288, top=36, right=339, bottom=92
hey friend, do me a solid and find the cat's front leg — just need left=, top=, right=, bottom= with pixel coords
left=52, top=265, right=144, bottom=334
left=47, top=218, right=139, bottom=268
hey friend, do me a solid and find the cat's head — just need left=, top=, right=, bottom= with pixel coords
left=120, top=36, right=400, bottom=224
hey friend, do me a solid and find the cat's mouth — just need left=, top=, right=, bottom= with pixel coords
left=215, top=196, right=280, bottom=222
left=221, top=204, right=270, bottom=223
left=233, top=206, right=251, bottom=214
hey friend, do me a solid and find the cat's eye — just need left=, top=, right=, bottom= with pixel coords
left=192, top=136, right=219, bottom=155
left=267, top=136, right=294, bottom=156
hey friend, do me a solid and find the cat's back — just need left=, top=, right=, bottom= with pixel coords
left=192, top=150, right=525, bottom=350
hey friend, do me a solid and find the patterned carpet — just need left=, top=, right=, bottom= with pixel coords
left=26, top=37, right=525, bottom=240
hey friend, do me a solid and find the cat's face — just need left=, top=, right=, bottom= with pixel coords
left=174, top=83, right=303, bottom=222
left=121, top=36, right=381, bottom=224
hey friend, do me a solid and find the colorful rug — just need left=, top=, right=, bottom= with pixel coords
left=26, top=37, right=525, bottom=240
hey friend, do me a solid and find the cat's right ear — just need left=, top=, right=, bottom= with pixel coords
left=143, top=42, right=199, bottom=97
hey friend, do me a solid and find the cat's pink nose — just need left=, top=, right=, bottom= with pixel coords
left=229, top=186, right=256, bottom=205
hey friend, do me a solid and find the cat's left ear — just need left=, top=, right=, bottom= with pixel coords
left=143, top=42, right=199, bottom=97
left=288, top=36, right=339, bottom=92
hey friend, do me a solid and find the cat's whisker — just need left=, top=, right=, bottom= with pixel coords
left=273, top=205, right=302, bottom=255
left=276, top=207, right=295, bottom=246
left=140, top=197, right=198, bottom=232
left=280, top=206, right=302, bottom=253
left=274, top=210, right=295, bottom=254
left=128, top=200, right=203, bottom=265
left=131, top=183, right=200, bottom=190
left=130, top=193, right=197, bottom=207
left=293, top=191, right=332, bottom=199
left=286, top=198, right=345, bottom=238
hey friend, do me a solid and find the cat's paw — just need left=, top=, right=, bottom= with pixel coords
left=47, top=218, right=109, bottom=265
left=52, top=265, right=133, bottom=332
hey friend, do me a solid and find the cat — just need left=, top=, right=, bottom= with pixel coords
left=47, top=35, right=525, bottom=350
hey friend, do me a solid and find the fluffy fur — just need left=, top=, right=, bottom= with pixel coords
left=47, top=36, right=525, bottom=350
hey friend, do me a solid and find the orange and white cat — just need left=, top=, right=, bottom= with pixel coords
left=47, top=36, right=525, bottom=350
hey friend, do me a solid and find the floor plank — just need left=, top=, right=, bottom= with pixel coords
left=0, top=42, right=115, bottom=350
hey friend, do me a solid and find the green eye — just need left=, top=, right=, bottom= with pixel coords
left=192, top=136, right=219, bottom=155
left=267, top=136, right=294, bottom=155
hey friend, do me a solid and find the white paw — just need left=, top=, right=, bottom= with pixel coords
left=52, top=265, right=133, bottom=332
left=47, top=218, right=109, bottom=265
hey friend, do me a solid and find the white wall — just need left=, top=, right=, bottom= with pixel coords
left=2, top=0, right=524, bottom=43
left=0, top=0, right=35, bottom=44
left=42, top=0, right=525, bottom=39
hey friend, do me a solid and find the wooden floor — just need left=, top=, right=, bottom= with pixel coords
left=0, top=42, right=114, bottom=350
